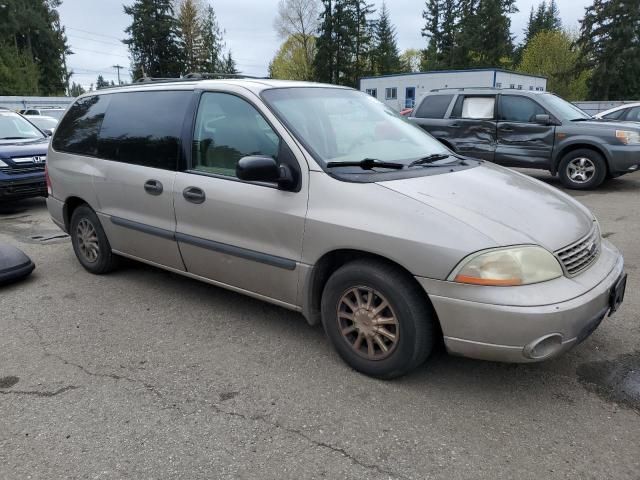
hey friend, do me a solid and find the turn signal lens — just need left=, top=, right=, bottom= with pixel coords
left=615, top=130, right=640, bottom=145
left=450, top=246, right=563, bottom=286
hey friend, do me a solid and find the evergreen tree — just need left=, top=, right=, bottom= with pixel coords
left=420, top=0, right=440, bottom=70
left=473, top=0, right=517, bottom=67
left=453, top=0, right=480, bottom=68
left=523, top=0, right=561, bottom=46
left=123, top=0, right=182, bottom=79
left=95, top=75, right=110, bottom=89
left=373, top=2, right=401, bottom=75
left=200, top=5, right=225, bottom=73
left=0, top=43, right=40, bottom=95
left=0, top=0, right=69, bottom=95
left=314, top=0, right=336, bottom=83
left=177, top=0, right=204, bottom=74
left=220, top=51, right=239, bottom=75
left=68, top=82, right=85, bottom=97
left=577, top=0, right=640, bottom=100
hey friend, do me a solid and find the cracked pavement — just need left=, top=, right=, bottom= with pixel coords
left=1, top=170, right=639, bottom=479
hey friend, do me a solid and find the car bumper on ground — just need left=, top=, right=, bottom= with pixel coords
left=0, top=176, right=47, bottom=201
left=417, top=240, right=625, bottom=363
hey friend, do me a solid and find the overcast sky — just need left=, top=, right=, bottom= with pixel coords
left=58, top=0, right=592, bottom=89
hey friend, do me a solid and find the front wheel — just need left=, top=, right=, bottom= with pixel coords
left=558, top=149, right=607, bottom=190
left=320, top=260, right=436, bottom=379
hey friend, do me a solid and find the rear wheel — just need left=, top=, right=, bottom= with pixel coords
left=320, top=259, right=436, bottom=379
left=70, top=205, right=118, bottom=274
left=558, top=149, right=607, bottom=190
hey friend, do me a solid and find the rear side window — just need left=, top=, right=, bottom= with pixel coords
left=451, top=96, right=496, bottom=119
left=52, top=95, right=111, bottom=156
left=415, top=95, right=453, bottom=119
left=602, top=109, right=624, bottom=120
left=499, top=95, right=546, bottom=122
left=624, top=107, right=640, bottom=122
left=97, top=90, right=192, bottom=170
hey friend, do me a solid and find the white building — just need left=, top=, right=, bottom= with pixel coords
left=360, top=68, right=548, bottom=111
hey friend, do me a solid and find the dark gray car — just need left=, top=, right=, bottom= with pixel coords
left=408, top=88, right=640, bottom=189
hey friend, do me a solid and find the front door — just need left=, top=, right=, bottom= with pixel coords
left=495, top=95, right=555, bottom=168
left=173, top=90, right=308, bottom=307
left=92, top=90, right=192, bottom=270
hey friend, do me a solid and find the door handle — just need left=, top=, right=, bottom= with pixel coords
left=144, top=179, right=163, bottom=195
left=499, top=125, right=514, bottom=132
left=183, top=186, right=206, bottom=204
left=450, top=123, right=461, bottom=128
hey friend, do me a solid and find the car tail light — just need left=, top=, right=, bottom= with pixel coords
left=45, top=163, right=52, bottom=196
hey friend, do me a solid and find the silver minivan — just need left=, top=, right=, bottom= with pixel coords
left=46, top=79, right=627, bottom=378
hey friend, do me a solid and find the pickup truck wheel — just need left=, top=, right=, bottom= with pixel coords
left=320, top=259, right=436, bottom=379
left=70, top=205, right=118, bottom=274
left=558, top=149, right=607, bottom=190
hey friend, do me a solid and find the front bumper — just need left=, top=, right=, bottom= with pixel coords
left=417, top=240, right=624, bottom=363
left=609, top=145, right=640, bottom=175
left=0, top=175, right=46, bottom=200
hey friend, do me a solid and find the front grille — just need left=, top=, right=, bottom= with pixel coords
left=0, top=165, right=45, bottom=175
left=555, top=225, right=601, bottom=276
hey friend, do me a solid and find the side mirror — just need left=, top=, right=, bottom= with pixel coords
left=534, top=114, right=551, bottom=125
left=43, top=129, right=54, bottom=137
left=236, top=156, right=295, bottom=190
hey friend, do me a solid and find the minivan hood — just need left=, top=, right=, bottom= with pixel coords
left=379, top=163, right=594, bottom=252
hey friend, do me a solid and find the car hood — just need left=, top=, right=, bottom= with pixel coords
left=0, top=138, right=49, bottom=159
left=573, top=119, right=640, bottom=130
left=378, top=163, right=594, bottom=252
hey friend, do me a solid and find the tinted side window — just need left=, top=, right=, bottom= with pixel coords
left=52, top=95, right=110, bottom=155
left=192, top=93, right=280, bottom=178
left=415, top=95, right=453, bottom=119
left=500, top=96, right=546, bottom=122
left=97, top=91, right=191, bottom=170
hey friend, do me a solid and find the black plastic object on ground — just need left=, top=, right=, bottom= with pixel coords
left=0, top=242, right=34, bottom=285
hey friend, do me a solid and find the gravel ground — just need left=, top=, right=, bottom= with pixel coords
left=1, top=170, right=639, bottom=480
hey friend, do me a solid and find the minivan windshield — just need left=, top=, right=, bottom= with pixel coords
left=262, top=87, right=451, bottom=168
left=541, top=94, right=591, bottom=121
left=0, top=112, right=46, bottom=142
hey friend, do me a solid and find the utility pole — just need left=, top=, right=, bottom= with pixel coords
left=112, top=65, right=124, bottom=85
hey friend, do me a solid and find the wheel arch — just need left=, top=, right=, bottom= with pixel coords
left=552, top=142, right=610, bottom=175
left=302, top=249, right=439, bottom=330
left=62, top=196, right=89, bottom=232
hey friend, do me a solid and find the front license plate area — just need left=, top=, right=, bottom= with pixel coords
left=609, top=273, right=627, bottom=315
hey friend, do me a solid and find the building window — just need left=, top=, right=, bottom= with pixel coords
left=496, top=82, right=502, bottom=88
left=510, top=84, right=515, bottom=89
left=517, top=85, right=523, bottom=90
left=529, top=86, right=534, bottom=90
left=365, top=88, right=377, bottom=98
left=385, top=87, right=397, bottom=100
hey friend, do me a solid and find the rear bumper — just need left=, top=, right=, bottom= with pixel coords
left=46, top=195, right=66, bottom=232
left=0, top=175, right=46, bottom=200
left=418, top=243, right=624, bottom=363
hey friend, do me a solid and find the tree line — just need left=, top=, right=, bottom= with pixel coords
left=270, top=0, right=640, bottom=101
left=0, top=0, right=638, bottom=100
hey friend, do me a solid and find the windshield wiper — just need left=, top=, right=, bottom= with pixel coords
left=0, top=136, right=30, bottom=140
left=325, top=158, right=404, bottom=170
left=570, top=118, right=592, bottom=122
left=408, top=153, right=458, bottom=167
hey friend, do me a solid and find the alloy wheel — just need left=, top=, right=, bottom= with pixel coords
left=336, top=286, right=399, bottom=360
left=76, top=218, right=100, bottom=263
left=567, top=157, right=596, bottom=184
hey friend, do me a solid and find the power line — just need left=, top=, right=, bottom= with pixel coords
left=67, top=33, right=123, bottom=48
left=69, top=46, right=130, bottom=59
left=66, top=27, right=123, bottom=42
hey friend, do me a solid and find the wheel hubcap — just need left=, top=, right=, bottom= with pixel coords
left=337, top=287, right=399, bottom=360
left=76, top=218, right=99, bottom=263
left=567, top=157, right=596, bottom=183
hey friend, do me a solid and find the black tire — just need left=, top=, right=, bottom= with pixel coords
left=70, top=204, right=118, bottom=274
left=558, top=149, right=607, bottom=190
left=320, top=259, right=436, bottom=379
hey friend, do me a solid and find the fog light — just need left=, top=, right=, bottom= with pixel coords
left=523, top=334, right=563, bottom=360
left=628, top=165, right=638, bottom=171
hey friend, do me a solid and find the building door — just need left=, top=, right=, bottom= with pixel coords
left=405, top=87, right=416, bottom=108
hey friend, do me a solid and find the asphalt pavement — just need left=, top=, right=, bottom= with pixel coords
left=1, top=170, right=639, bottom=480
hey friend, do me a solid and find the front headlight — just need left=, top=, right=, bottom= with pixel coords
left=0, top=159, right=8, bottom=167
left=615, top=130, right=640, bottom=145
left=449, top=246, right=563, bottom=286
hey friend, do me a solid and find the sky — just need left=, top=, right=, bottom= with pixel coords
left=58, top=0, right=593, bottom=89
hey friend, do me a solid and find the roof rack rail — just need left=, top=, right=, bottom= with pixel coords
left=133, top=72, right=267, bottom=84
left=429, top=86, right=502, bottom=92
